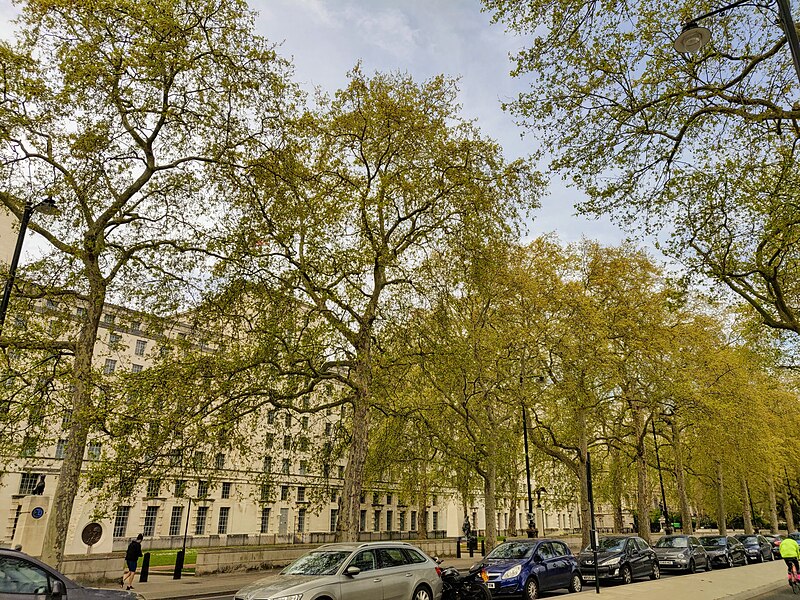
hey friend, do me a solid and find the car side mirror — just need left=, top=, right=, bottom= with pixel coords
left=51, top=580, right=66, bottom=599
left=345, top=566, right=361, bottom=577
left=533, top=553, right=542, bottom=562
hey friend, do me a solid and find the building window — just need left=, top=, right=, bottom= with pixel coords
left=386, top=494, right=393, bottom=505
left=297, top=486, right=305, bottom=502
left=103, top=359, right=117, bottom=374
left=130, top=321, right=141, bottom=333
left=214, top=453, right=225, bottom=469
left=301, top=416, right=309, bottom=430
left=169, top=506, right=183, bottom=536
left=331, top=489, right=338, bottom=503
left=330, top=509, right=338, bottom=532
left=373, top=511, right=380, bottom=532
left=411, top=511, right=417, bottom=531
left=432, top=511, right=439, bottom=530
left=260, top=484, right=271, bottom=502
left=284, top=413, right=292, bottom=428
left=113, top=506, right=130, bottom=538
left=298, top=508, right=306, bottom=533
left=131, top=364, right=143, bottom=373
left=147, top=479, right=161, bottom=498
left=221, top=482, right=232, bottom=499
left=61, top=410, right=72, bottom=429
left=265, top=433, right=275, bottom=448
left=432, top=494, right=437, bottom=506
left=359, top=510, right=367, bottom=531
left=373, top=492, right=379, bottom=505
left=280, top=486, right=289, bottom=501
left=399, top=511, right=406, bottom=531
left=174, top=479, right=186, bottom=497
left=337, top=465, right=345, bottom=479
left=217, top=507, right=230, bottom=534
left=260, top=508, right=271, bottom=534
left=197, top=480, right=209, bottom=498
left=283, top=436, right=291, bottom=450
left=87, top=441, right=102, bottom=460
left=76, top=307, right=87, bottom=318
left=387, top=510, right=393, bottom=531
left=195, top=506, right=208, bottom=535
left=267, top=409, right=276, bottom=424
left=55, top=439, right=67, bottom=459
left=104, top=313, right=115, bottom=325
left=143, top=506, right=159, bottom=537
left=299, top=461, right=307, bottom=475
left=110, top=333, right=122, bottom=344
left=281, top=459, right=289, bottom=474
left=325, top=423, right=332, bottom=436
left=135, top=340, right=146, bottom=356
left=262, top=456, right=272, bottom=473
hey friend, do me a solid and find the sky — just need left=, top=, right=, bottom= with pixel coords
left=253, top=0, right=626, bottom=245
left=0, top=0, right=627, bottom=248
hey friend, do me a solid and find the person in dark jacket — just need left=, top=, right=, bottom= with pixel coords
left=122, top=533, right=143, bottom=590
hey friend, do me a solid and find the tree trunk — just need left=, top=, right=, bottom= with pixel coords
left=787, top=488, right=796, bottom=533
left=576, top=409, right=591, bottom=549
left=634, top=408, right=650, bottom=543
left=508, top=472, right=519, bottom=537
left=671, top=419, right=693, bottom=534
left=482, top=461, right=498, bottom=553
left=610, top=451, right=624, bottom=533
left=716, top=460, right=727, bottom=535
left=40, top=271, right=105, bottom=568
left=417, top=487, right=429, bottom=540
left=741, top=475, right=753, bottom=534
left=768, top=475, right=779, bottom=534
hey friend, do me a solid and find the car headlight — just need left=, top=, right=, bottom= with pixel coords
left=601, top=556, right=621, bottom=566
left=501, top=564, right=522, bottom=580
left=272, top=595, right=303, bottom=600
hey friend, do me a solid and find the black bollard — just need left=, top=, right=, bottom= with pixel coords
left=456, top=537, right=462, bottom=558
left=139, top=553, right=150, bottom=583
left=173, top=549, right=185, bottom=580
left=469, top=537, right=474, bottom=558
left=481, top=538, right=485, bottom=556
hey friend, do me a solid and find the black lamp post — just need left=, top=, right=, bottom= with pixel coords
left=0, top=197, right=58, bottom=334
left=522, top=404, right=536, bottom=537
left=674, top=0, right=800, bottom=86
left=651, top=418, right=671, bottom=534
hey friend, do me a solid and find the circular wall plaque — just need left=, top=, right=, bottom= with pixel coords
left=81, top=522, right=103, bottom=546
left=31, top=507, right=45, bottom=519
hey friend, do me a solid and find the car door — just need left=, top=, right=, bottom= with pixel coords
left=625, top=538, right=644, bottom=577
left=758, top=536, right=770, bottom=559
left=727, top=538, right=744, bottom=565
left=341, top=549, right=384, bottom=600
left=376, top=547, right=414, bottom=600
left=548, top=542, right=573, bottom=589
left=0, top=555, right=53, bottom=600
left=690, top=536, right=706, bottom=568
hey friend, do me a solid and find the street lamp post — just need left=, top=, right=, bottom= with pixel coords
left=651, top=418, right=671, bottom=534
left=674, top=0, right=800, bottom=86
left=522, top=404, right=536, bottom=537
left=0, top=197, right=58, bottom=334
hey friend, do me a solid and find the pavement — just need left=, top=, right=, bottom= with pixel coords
left=95, top=557, right=790, bottom=600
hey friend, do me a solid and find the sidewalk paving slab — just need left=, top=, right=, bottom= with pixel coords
left=95, top=556, right=788, bottom=600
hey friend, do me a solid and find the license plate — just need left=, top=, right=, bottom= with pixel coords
left=487, top=583, right=495, bottom=589
left=659, top=560, right=672, bottom=565
left=583, top=575, right=596, bottom=581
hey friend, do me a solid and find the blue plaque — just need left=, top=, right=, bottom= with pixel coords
left=31, top=507, right=45, bottom=519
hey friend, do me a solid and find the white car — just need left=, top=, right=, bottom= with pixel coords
left=234, top=541, right=443, bottom=600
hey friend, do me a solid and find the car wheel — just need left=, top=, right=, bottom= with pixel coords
left=524, top=577, right=540, bottom=599
left=727, top=554, right=734, bottom=568
left=688, top=559, right=696, bottom=574
left=650, top=562, right=661, bottom=580
left=705, top=558, right=712, bottom=572
left=758, top=552, right=764, bottom=563
left=621, top=564, right=633, bottom=584
left=412, top=585, right=432, bottom=600
left=568, top=572, right=582, bottom=593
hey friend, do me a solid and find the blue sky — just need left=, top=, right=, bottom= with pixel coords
left=254, top=0, right=625, bottom=245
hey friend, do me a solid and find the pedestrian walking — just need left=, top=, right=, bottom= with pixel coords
left=122, top=533, right=143, bottom=590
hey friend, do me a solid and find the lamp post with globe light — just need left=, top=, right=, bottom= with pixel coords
left=674, top=0, right=800, bottom=86
left=0, top=197, right=58, bottom=334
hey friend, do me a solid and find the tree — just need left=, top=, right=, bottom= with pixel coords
left=213, top=67, right=538, bottom=541
left=0, top=0, right=292, bottom=566
left=483, top=0, right=800, bottom=335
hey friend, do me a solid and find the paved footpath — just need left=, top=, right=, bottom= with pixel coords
left=96, top=558, right=789, bottom=600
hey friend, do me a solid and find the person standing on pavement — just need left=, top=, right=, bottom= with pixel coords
left=123, top=533, right=143, bottom=590
left=780, top=536, right=800, bottom=580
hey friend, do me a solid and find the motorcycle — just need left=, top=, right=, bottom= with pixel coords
left=438, top=562, right=492, bottom=600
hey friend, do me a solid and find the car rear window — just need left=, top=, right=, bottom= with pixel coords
left=404, top=549, right=428, bottom=564
left=378, top=548, right=408, bottom=568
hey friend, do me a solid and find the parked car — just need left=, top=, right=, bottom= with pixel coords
left=234, top=541, right=443, bottom=600
left=652, top=535, right=711, bottom=573
left=477, top=538, right=582, bottom=598
left=698, top=535, right=748, bottom=568
left=764, top=534, right=784, bottom=559
left=735, top=534, right=774, bottom=563
left=0, top=548, right=139, bottom=599
left=577, top=536, right=660, bottom=585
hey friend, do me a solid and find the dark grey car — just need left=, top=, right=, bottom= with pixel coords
left=653, top=535, right=710, bottom=573
left=235, top=541, right=443, bottom=600
left=0, top=549, right=139, bottom=600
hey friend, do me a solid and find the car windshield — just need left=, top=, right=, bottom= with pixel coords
left=700, top=537, right=726, bottom=547
left=584, top=538, right=627, bottom=552
left=486, top=542, right=536, bottom=560
left=738, top=536, right=758, bottom=544
left=283, top=551, right=351, bottom=576
left=655, top=537, right=688, bottom=548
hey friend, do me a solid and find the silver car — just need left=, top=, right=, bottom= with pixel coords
left=235, top=541, right=443, bottom=600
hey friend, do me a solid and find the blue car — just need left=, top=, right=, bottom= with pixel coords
left=478, top=538, right=582, bottom=598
